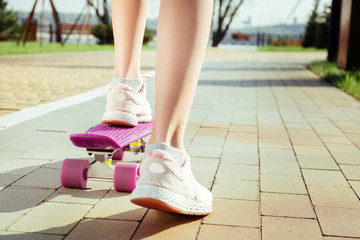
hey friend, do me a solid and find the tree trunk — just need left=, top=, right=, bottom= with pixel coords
left=212, top=30, right=225, bottom=47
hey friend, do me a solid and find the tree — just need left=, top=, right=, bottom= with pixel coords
left=302, top=0, right=320, bottom=47
left=212, top=0, right=245, bottom=47
left=302, top=0, right=331, bottom=49
left=315, top=4, right=331, bottom=49
left=87, top=0, right=110, bottom=25
left=0, top=0, right=21, bottom=41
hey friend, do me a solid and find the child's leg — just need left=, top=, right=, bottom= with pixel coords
left=149, top=0, right=214, bottom=149
left=131, top=0, right=214, bottom=215
left=111, top=0, right=149, bottom=78
left=103, top=0, right=151, bottom=126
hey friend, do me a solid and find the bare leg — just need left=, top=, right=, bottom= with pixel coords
left=111, top=0, right=149, bottom=78
left=149, top=0, right=214, bottom=149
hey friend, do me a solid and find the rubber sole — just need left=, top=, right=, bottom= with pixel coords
left=102, top=111, right=152, bottom=127
left=130, top=185, right=212, bottom=216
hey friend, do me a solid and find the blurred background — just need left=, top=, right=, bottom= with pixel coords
left=3, top=0, right=331, bottom=47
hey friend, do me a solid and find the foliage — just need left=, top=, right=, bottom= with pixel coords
left=0, top=0, right=21, bottom=41
left=302, top=0, right=330, bottom=49
left=315, top=5, right=331, bottom=49
left=303, top=0, right=319, bottom=47
left=258, top=46, right=326, bottom=52
left=309, top=60, right=360, bottom=99
left=212, top=0, right=245, bottom=47
left=143, top=29, right=154, bottom=45
left=91, top=24, right=113, bottom=44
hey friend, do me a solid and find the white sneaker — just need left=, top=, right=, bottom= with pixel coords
left=130, top=149, right=213, bottom=215
left=102, top=83, right=152, bottom=126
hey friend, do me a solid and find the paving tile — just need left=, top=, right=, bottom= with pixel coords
left=259, top=148, right=296, bottom=162
left=340, top=165, right=360, bottom=180
left=47, top=180, right=112, bottom=205
left=259, top=138, right=292, bottom=149
left=226, top=132, right=257, bottom=144
left=297, top=155, right=339, bottom=170
left=132, top=210, right=202, bottom=240
left=307, top=185, right=360, bottom=209
left=0, top=158, right=48, bottom=176
left=65, top=218, right=138, bottom=240
left=260, top=159, right=301, bottom=176
left=86, top=191, right=146, bottom=221
left=324, top=237, right=360, bottom=240
left=285, top=122, right=313, bottom=130
left=17, top=147, right=68, bottom=160
left=293, top=144, right=331, bottom=156
left=212, top=179, right=259, bottom=200
left=0, top=186, right=54, bottom=231
left=346, top=133, right=360, bottom=148
left=191, top=157, right=219, bottom=189
left=302, top=169, right=349, bottom=188
left=216, top=164, right=259, bottom=181
left=229, top=124, right=258, bottom=133
left=191, top=136, right=225, bottom=147
left=12, top=167, right=60, bottom=189
left=261, top=192, right=315, bottom=218
left=221, top=149, right=258, bottom=165
left=287, top=129, right=323, bottom=146
left=316, top=206, right=360, bottom=238
left=0, top=174, right=21, bottom=191
left=197, top=224, right=260, bottom=240
left=187, top=144, right=223, bottom=158
left=9, top=202, right=92, bottom=234
left=197, top=127, right=228, bottom=138
left=203, top=199, right=259, bottom=227
left=349, top=181, right=360, bottom=198
left=260, top=175, right=307, bottom=194
left=262, top=216, right=323, bottom=240
left=326, top=143, right=360, bottom=165
left=0, top=231, right=63, bottom=240
left=319, top=135, right=353, bottom=144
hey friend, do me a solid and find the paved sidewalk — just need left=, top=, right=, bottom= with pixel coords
left=0, top=50, right=156, bottom=117
left=1, top=49, right=360, bottom=239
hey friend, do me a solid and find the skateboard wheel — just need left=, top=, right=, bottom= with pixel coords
left=114, top=162, right=140, bottom=192
left=60, top=159, right=89, bottom=189
left=130, top=140, right=141, bottom=153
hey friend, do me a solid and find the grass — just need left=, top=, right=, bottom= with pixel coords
left=258, top=45, right=326, bottom=52
left=309, top=60, right=360, bottom=100
left=0, top=41, right=155, bottom=56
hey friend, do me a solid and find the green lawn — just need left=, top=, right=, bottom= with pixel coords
left=309, top=60, right=360, bottom=100
left=258, top=45, right=326, bottom=52
left=0, top=41, right=155, bottom=56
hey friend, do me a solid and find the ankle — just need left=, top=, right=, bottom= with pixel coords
left=145, top=142, right=186, bottom=166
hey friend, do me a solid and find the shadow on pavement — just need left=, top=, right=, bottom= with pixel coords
left=0, top=207, right=202, bottom=239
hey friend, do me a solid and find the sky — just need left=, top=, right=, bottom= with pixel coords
left=7, top=0, right=331, bottom=28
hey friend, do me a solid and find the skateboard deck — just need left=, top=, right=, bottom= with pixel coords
left=61, top=120, right=153, bottom=192
left=70, top=120, right=153, bottom=151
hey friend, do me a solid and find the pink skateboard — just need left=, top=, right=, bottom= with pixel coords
left=60, top=120, right=153, bottom=192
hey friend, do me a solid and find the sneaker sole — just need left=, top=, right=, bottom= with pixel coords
left=102, top=111, right=152, bottom=126
left=130, top=185, right=212, bottom=215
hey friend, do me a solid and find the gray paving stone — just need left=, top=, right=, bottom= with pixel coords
left=86, top=191, right=146, bottom=221
left=0, top=231, right=63, bottom=240
left=65, top=218, right=137, bottom=240
left=0, top=174, right=21, bottom=192
left=12, top=167, right=60, bottom=189
left=0, top=186, right=54, bottom=231
left=9, top=202, right=92, bottom=234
